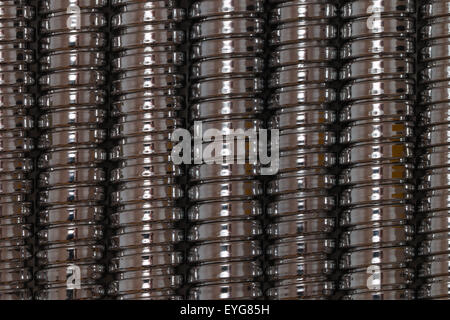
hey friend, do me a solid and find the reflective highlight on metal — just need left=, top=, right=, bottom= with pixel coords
left=187, top=0, right=265, bottom=300
left=110, top=0, right=185, bottom=300
left=338, top=0, right=416, bottom=300
left=266, top=0, right=337, bottom=300
left=418, top=0, right=450, bottom=300
left=0, top=0, right=34, bottom=301
left=36, top=0, right=107, bottom=300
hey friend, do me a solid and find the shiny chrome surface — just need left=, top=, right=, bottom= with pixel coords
left=339, top=0, right=416, bottom=300
left=110, top=0, right=185, bottom=300
left=418, top=0, right=450, bottom=300
left=187, top=0, right=264, bottom=299
left=266, top=0, right=337, bottom=300
left=0, top=0, right=33, bottom=301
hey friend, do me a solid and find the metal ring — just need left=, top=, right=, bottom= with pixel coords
left=113, top=51, right=184, bottom=70
left=191, top=37, right=264, bottom=60
left=41, top=32, right=106, bottom=53
left=340, top=183, right=414, bottom=206
left=270, top=23, right=336, bottom=45
left=192, top=57, right=263, bottom=80
left=341, top=37, right=415, bottom=60
left=190, top=0, right=264, bottom=19
left=112, top=30, right=184, bottom=50
left=190, top=98, right=262, bottom=120
left=419, top=276, right=450, bottom=299
left=268, top=217, right=335, bottom=239
left=39, top=167, right=105, bottom=187
left=112, top=8, right=185, bottom=28
left=340, top=163, right=413, bottom=185
left=111, top=207, right=183, bottom=227
left=38, top=127, right=106, bottom=149
left=40, top=0, right=108, bottom=14
left=35, top=285, right=104, bottom=300
left=40, top=69, right=106, bottom=90
left=340, top=56, right=414, bottom=81
left=39, top=205, right=104, bottom=226
left=191, top=77, right=264, bottom=100
left=188, top=200, right=262, bottom=223
left=110, top=251, right=182, bottom=272
left=112, top=183, right=183, bottom=205
left=340, top=225, right=413, bottom=249
left=40, top=51, right=106, bottom=72
left=36, top=264, right=104, bottom=286
left=422, top=17, right=450, bottom=41
left=188, top=180, right=262, bottom=202
left=110, top=229, right=182, bottom=249
left=341, top=78, right=415, bottom=101
left=112, top=0, right=176, bottom=9
left=267, top=172, right=335, bottom=195
left=36, top=245, right=104, bottom=265
left=270, top=43, right=337, bottom=68
left=270, top=1, right=337, bottom=24
left=340, top=246, right=414, bottom=270
left=188, top=240, right=262, bottom=263
left=39, top=185, right=104, bottom=205
left=341, top=204, right=413, bottom=228
left=268, top=236, right=335, bottom=260
left=342, top=0, right=415, bottom=19
left=268, top=193, right=335, bottom=217
left=267, top=280, right=334, bottom=300
left=341, top=16, right=415, bottom=40
left=340, top=100, right=414, bottom=123
left=268, top=259, right=335, bottom=280
left=189, top=261, right=262, bottom=284
left=191, top=17, right=264, bottom=41
left=343, top=289, right=414, bottom=300
left=189, top=282, right=261, bottom=300
left=188, top=220, right=262, bottom=242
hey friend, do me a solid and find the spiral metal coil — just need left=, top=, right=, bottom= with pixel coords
left=187, top=0, right=265, bottom=300
left=265, top=0, right=337, bottom=300
left=417, top=0, right=450, bottom=300
left=109, top=0, right=185, bottom=300
left=0, top=0, right=34, bottom=301
left=338, top=0, right=416, bottom=300
left=36, top=0, right=108, bottom=300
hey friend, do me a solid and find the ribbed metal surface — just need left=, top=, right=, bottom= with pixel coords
left=109, top=0, right=185, bottom=300
left=3, top=0, right=450, bottom=301
left=417, top=0, right=450, bottom=300
left=0, top=0, right=34, bottom=301
left=266, top=0, right=337, bottom=300
left=187, top=0, right=265, bottom=300
left=338, top=0, right=416, bottom=300
left=36, top=0, right=108, bottom=300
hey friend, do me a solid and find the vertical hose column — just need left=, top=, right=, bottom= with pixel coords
left=417, top=0, right=450, bottom=300
left=0, top=0, right=34, bottom=300
left=109, top=0, right=185, bottom=300
left=36, top=0, right=108, bottom=300
left=265, top=0, right=338, bottom=300
left=187, top=0, right=265, bottom=300
left=338, top=0, right=416, bottom=300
